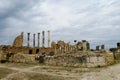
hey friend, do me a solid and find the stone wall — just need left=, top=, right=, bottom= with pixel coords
left=0, top=50, right=6, bottom=61
left=44, top=53, right=114, bottom=67
left=9, top=53, right=36, bottom=63
left=13, top=33, right=23, bottom=47
left=105, top=54, right=114, bottom=65
left=86, top=56, right=106, bottom=67
left=0, top=45, right=114, bottom=67
left=0, top=51, right=3, bottom=61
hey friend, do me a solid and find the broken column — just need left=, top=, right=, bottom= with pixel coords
left=74, top=40, right=77, bottom=52
left=82, top=40, right=87, bottom=51
left=87, top=42, right=90, bottom=50
left=33, top=34, right=36, bottom=47
left=27, top=33, right=30, bottom=47
left=42, top=31, right=45, bottom=47
left=117, top=42, right=120, bottom=49
left=101, top=44, right=105, bottom=50
left=96, top=46, right=100, bottom=50
left=48, top=30, right=50, bottom=47
left=38, top=33, right=40, bottom=47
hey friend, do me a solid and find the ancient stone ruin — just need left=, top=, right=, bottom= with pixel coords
left=13, top=32, right=23, bottom=47
left=0, top=31, right=115, bottom=67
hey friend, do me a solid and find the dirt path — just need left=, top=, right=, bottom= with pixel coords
left=0, top=63, right=120, bottom=80
left=80, top=64, right=120, bottom=80
left=0, top=64, right=81, bottom=80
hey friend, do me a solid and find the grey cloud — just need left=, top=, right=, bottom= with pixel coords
left=0, top=0, right=120, bottom=49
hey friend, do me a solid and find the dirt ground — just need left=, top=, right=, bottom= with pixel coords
left=0, top=63, right=120, bottom=80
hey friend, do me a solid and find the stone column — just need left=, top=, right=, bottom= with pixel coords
left=117, top=42, right=120, bottom=48
left=33, top=34, right=35, bottom=47
left=82, top=40, right=87, bottom=51
left=96, top=46, right=100, bottom=50
left=48, top=30, right=50, bottom=47
left=27, top=33, right=30, bottom=47
left=101, top=45, right=105, bottom=50
left=42, top=31, right=45, bottom=47
left=87, top=42, right=90, bottom=50
left=38, top=33, right=40, bottom=47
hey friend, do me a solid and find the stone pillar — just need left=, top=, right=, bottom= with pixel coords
left=38, top=33, right=40, bottom=47
left=65, top=45, right=67, bottom=52
left=42, top=31, right=45, bottom=47
left=101, top=45, right=105, bottom=50
left=82, top=40, right=87, bottom=51
left=117, top=42, right=120, bottom=48
left=33, top=34, right=35, bottom=47
left=96, top=46, right=100, bottom=50
left=27, top=33, right=30, bottom=47
left=87, top=42, right=90, bottom=50
left=48, top=30, right=50, bottom=47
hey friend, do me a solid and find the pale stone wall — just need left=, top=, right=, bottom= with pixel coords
left=0, top=51, right=2, bottom=61
left=44, top=53, right=114, bottom=67
left=86, top=56, right=106, bottom=67
left=105, top=54, right=114, bottom=65
left=0, top=50, right=6, bottom=61
left=9, top=53, right=36, bottom=63
left=13, top=34, right=23, bottom=47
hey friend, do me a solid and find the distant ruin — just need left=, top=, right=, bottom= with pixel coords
left=0, top=31, right=117, bottom=67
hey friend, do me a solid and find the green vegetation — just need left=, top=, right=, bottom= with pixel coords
left=2, top=63, right=40, bottom=68
left=61, top=66, right=73, bottom=72
left=0, top=68, right=13, bottom=79
left=41, top=66, right=73, bottom=72
left=26, top=73, right=65, bottom=80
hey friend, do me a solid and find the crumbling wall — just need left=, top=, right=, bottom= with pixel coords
left=86, top=56, right=106, bottom=67
left=0, top=50, right=2, bottom=61
left=105, top=54, right=114, bottom=65
left=44, top=53, right=114, bottom=67
left=10, top=53, right=36, bottom=63
left=0, top=50, right=6, bottom=61
left=13, top=33, right=23, bottom=47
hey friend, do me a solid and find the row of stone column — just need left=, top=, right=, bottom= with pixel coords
left=27, top=31, right=50, bottom=47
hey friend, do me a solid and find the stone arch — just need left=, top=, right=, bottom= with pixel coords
left=12, top=32, right=23, bottom=47
left=57, top=40, right=66, bottom=53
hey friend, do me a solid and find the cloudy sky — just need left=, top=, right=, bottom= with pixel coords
left=0, top=0, right=120, bottom=49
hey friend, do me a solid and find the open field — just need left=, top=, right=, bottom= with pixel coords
left=0, top=63, right=120, bottom=80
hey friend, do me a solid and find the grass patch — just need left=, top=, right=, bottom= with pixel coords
left=0, top=68, right=13, bottom=79
left=26, top=73, right=65, bottom=80
left=41, top=66, right=73, bottom=72
left=60, top=66, right=73, bottom=72
left=41, top=67, right=49, bottom=70
left=3, top=63, right=39, bottom=68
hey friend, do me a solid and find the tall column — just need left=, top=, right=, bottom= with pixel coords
left=42, top=31, right=45, bottom=47
left=27, top=33, right=30, bottom=47
left=38, top=33, right=40, bottom=47
left=33, top=34, right=35, bottom=47
left=48, top=30, right=50, bottom=47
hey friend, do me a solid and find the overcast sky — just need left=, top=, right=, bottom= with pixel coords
left=0, top=0, right=120, bottom=49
